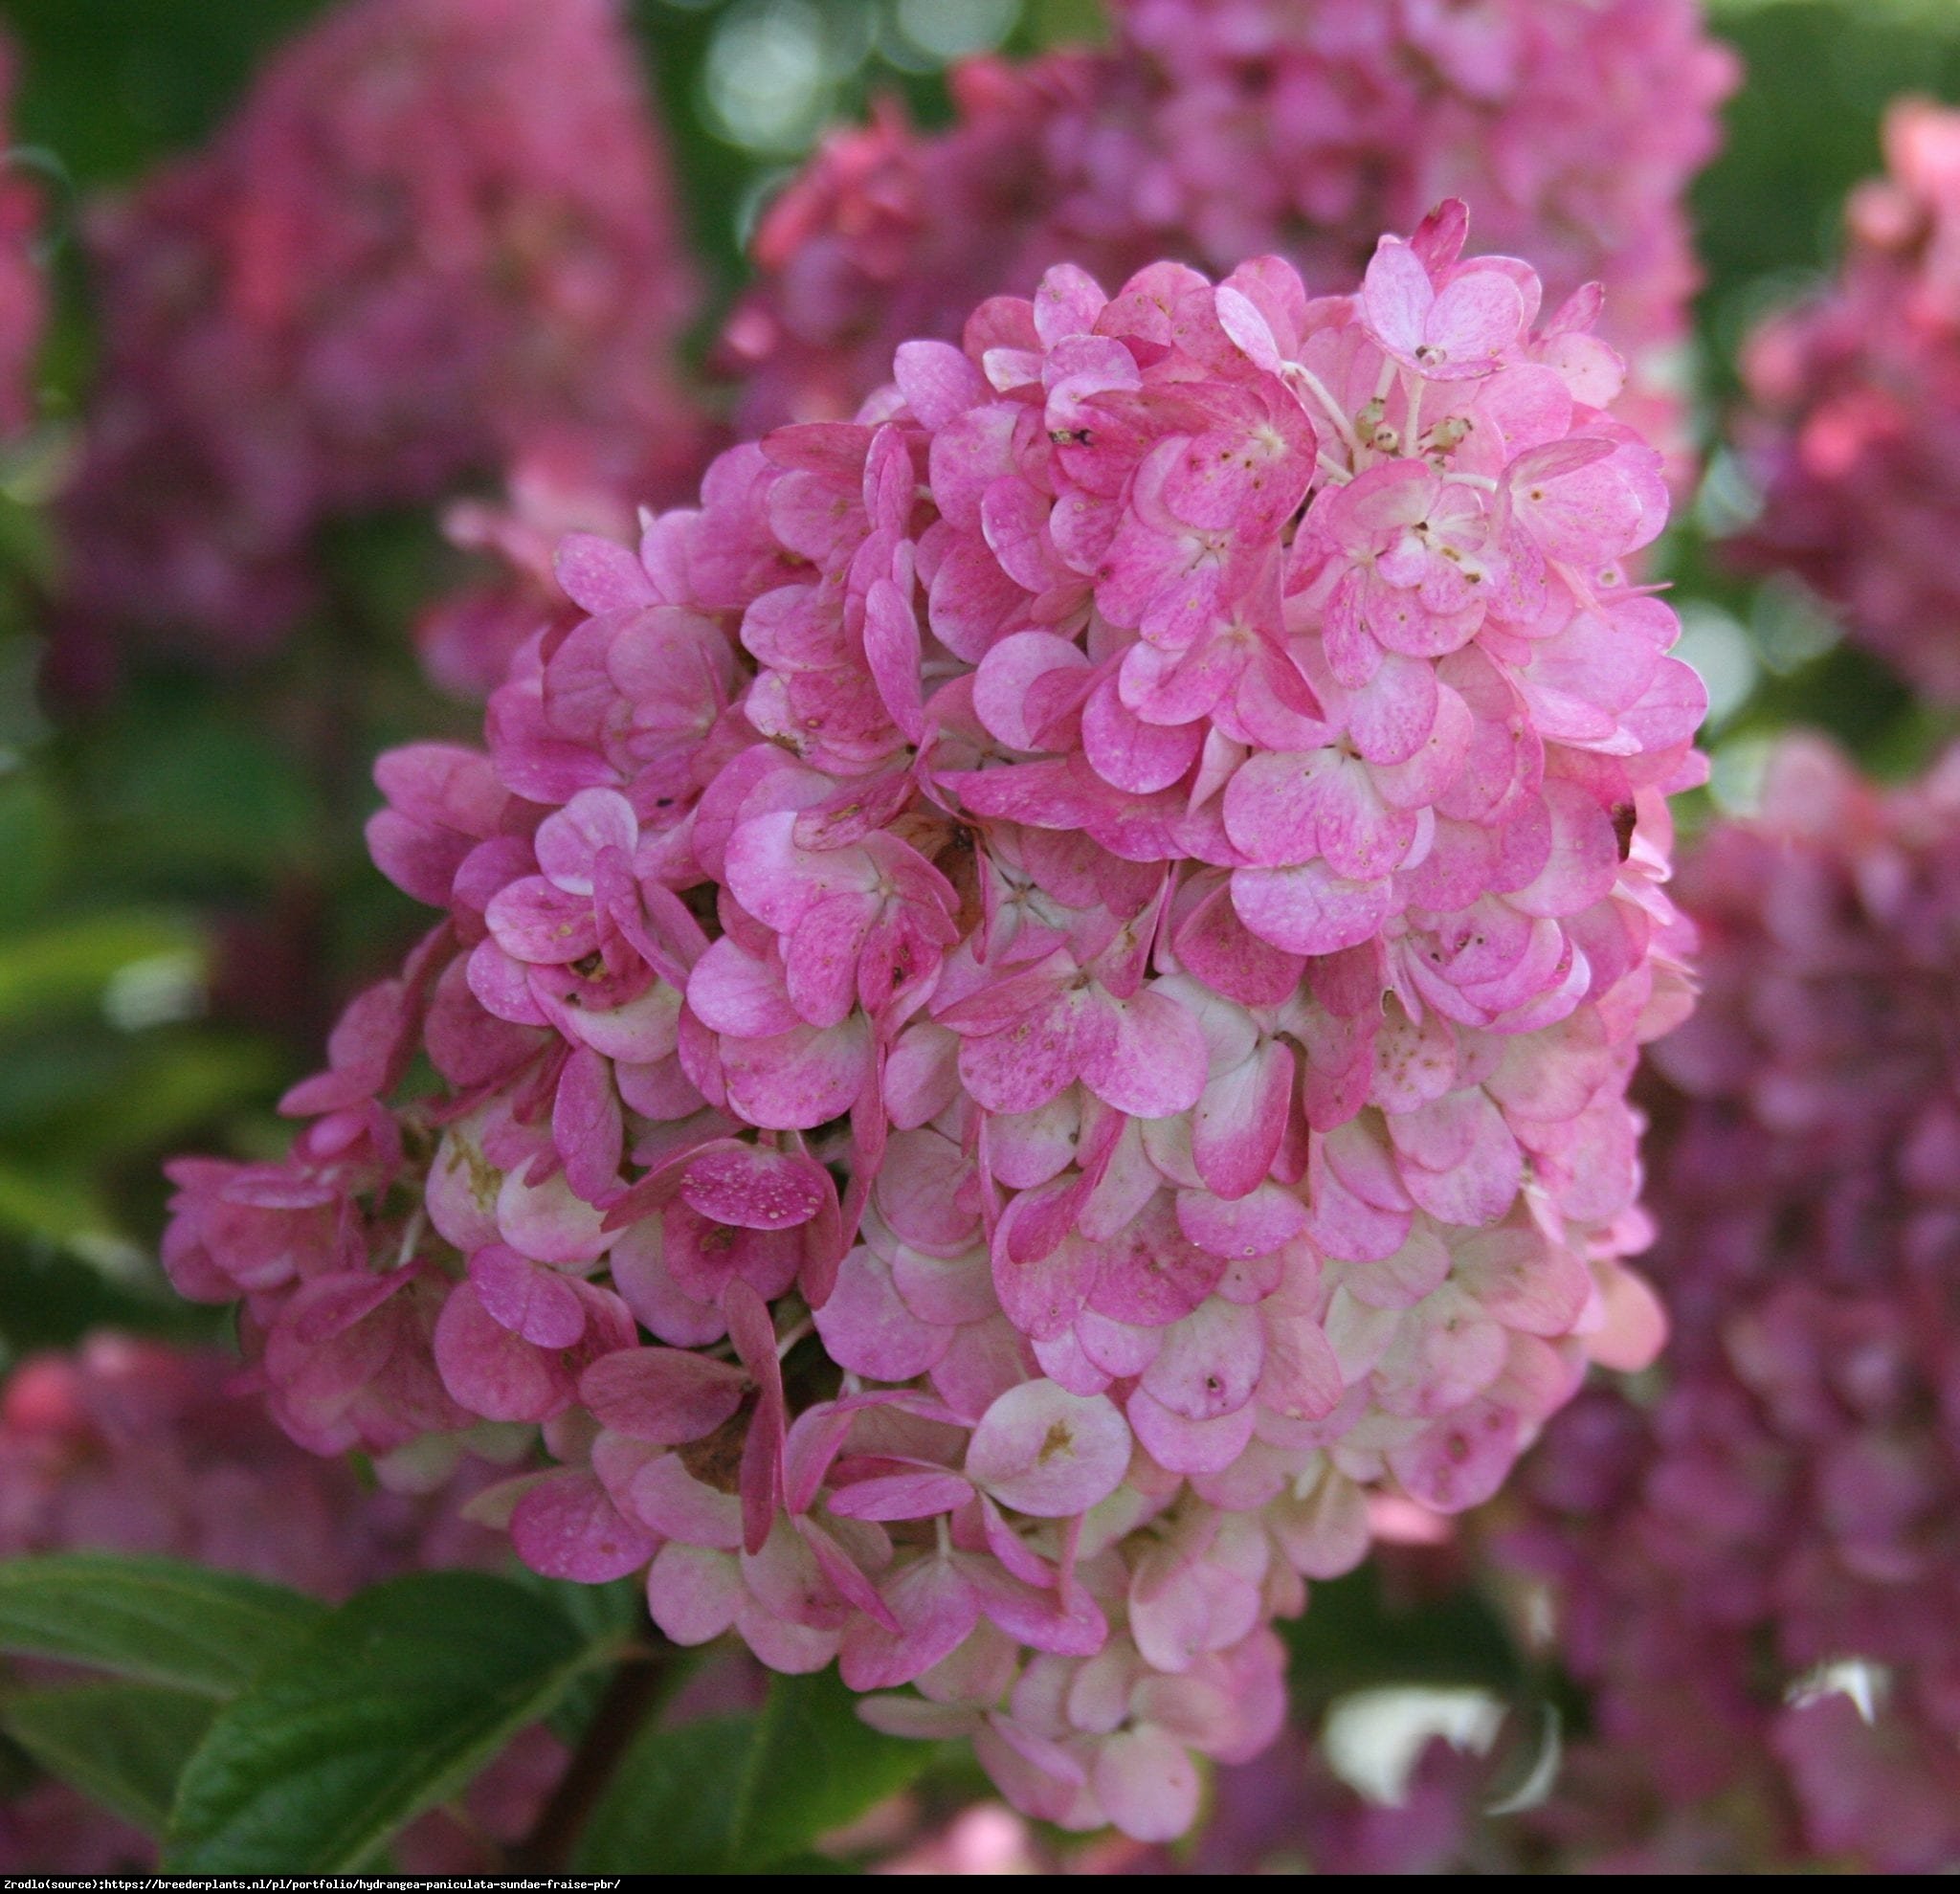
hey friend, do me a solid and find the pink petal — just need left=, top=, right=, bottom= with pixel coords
left=468, top=1245, right=588, bottom=1349
left=966, top=1382, right=1132, bottom=1517
left=1139, top=1299, right=1263, bottom=1422
left=511, top=1471, right=657, bottom=1583
left=1508, top=781, right=1619, bottom=918
left=1192, top=1040, right=1295, bottom=1201
left=434, top=1281, right=573, bottom=1423
left=840, top=1553, right=981, bottom=1690
left=535, top=789, right=638, bottom=895
left=1258, top=1302, right=1344, bottom=1419
left=581, top=1348, right=747, bottom=1445
left=485, top=877, right=599, bottom=965
left=646, top=1542, right=743, bottom=1643
left=894, top=339, right=988, bottom=429
left=1361, top=238, right=1434, bottom=356
left=782, top=894, right=873, bottom=1030
left=1387, top=1399, right=1522, bottom=1512
left=828, top=1467, right=976, bottom=1521
left=1175, top=1181, right=1309, bottom=1260
left=1094, top=1727, right=1201, bottom=1843
left=1425, top=269, right=1525, bottom=368
left=497, top=1164, right=612, bottom=1266
left=630, top=1453, right=745, bottom=1550
left=1080, top=677, right=1202, bottom=794
left=1085, top=1195, right=1225, bottom=1327
left=686, top=938, right=801, bottom=1038
left=721, top=1016, right=873, bottom=1130
left=815, top=1242, right=953, bottom=1379
left=864, top=575, right=925, bottom=744
left=681, top=1142, right=831, bottom=1231
left=1082, top=988, right=1207, bottom=1120
left=1126, top=1385, right=1258, bottom=1475
left=554, top=1047, right=623, bottom=1204
left=959, top=991, right=1113, bottom=1118
left=1230, top=861, right=1395, bottom=955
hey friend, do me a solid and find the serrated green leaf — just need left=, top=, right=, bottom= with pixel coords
left=3, top=1682, right=216, bottom=1833
left=0, top=1555, right=323, bottom=1697
left=575, top=1667, right=933, bottom=1874
left=165, top=1571, right=609, bottom=1873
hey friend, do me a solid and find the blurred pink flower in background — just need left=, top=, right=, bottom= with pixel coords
left=1738, top=101, right=1960, bottom=701
left=56, top=0, right=705, bottom=680
left=0, top=33, right=45, bottom=440
left=1501, top=735, right=1960, bottom=1873
left=723, top=0, right=1735, bottom=466
left=160, top=207, right=1698, bottom=1840
left=0, top=1330, right=564, bottom=1873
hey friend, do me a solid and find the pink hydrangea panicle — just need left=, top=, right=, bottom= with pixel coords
left=163, top=216, right=1694, bottom=1840
left=724, top=0, right=1735, bottom=471
left=59, top=0, right=704, bottom=666
left=1738, top=100, right=1960, bottom=702
left=0, top=33, right=44, bottom=440
left=1501, top=734, right=1960, bottom=1873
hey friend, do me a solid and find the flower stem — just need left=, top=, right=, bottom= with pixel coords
left=508, top=1642, right=670, bottom=1872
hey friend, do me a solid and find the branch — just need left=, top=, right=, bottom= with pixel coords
left=508, top=1641, right=670, bottom=1872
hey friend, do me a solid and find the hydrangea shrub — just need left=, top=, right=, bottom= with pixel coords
left=162, top=210, right=1699, bottom=1839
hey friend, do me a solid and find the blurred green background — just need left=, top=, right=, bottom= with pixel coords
left=0, top=0, right=1952, bottom=1361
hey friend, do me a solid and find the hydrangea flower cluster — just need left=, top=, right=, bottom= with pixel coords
left=0, top=1330, right=502, bottom=1589
left=163, top=215, right=1698, bottom=1840
left=0, top=1331, right=561, bottom=1874
left=724, top=0, right=1735, bottom=463
left=1502, top=736, right=1960, bottom=1874
left=58, top=0, right=702, bottom=669
left=1737, top=101, right=1960, bottom=702
left=0, top=33, right=44, bottom=440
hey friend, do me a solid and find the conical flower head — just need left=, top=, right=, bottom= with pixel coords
left=164, top=211, right=1695, bottom=1839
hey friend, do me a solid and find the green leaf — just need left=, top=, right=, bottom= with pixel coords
left=0, top=912, right=203, bottom=1026
left=3, top=1682, right=216, bottom=1833
left=0, top=770, right=64, bottom=921
left=0, top=1555, right=324, bottom=1697
left=0, top=1157, right=118, bottom=1248
left=165, top=1571, right=608, bottom=1873
left=1283, top=1566, right=1524, bottom=1706
left=575, top=1667, right=934, bottom=1874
